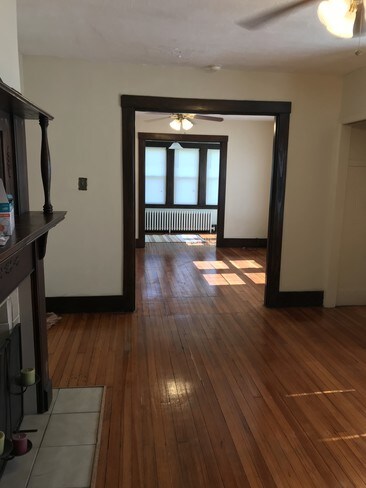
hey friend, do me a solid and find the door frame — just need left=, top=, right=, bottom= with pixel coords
left=137, top=132, right=228, bottom=248
left=121, top=95, right=292, bottom=310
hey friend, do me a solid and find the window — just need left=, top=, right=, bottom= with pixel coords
left=206, top=149, right=220, bottom=206
left=144, top=142, right=221, bottom=207
left=174, top=148, right=199, bottom=205
left=145, top=147, right=166, bottom=204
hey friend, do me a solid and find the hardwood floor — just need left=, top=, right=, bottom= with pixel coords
left=48, top=243, right=366, bottom=487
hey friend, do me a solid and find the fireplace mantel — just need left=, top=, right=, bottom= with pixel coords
left=0, top=80, right=65, bottom=416
left=0, top=212, right=66, bottom=303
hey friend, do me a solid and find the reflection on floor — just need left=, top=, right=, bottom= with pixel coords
left=198, top=233, right=217, bottom=246
left=0, top=387, right=103, bottom=488
left=146, top=233, right=217, bottom=245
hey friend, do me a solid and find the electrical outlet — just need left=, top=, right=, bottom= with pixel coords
left=78, top=177, right=87, bottom=191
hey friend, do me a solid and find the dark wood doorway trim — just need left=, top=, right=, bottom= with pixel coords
left=121, top=95, right=294, bottom=310
left=137, top=132, right=228, bottom=249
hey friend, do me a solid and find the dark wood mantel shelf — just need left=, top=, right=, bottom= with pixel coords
left=0, top=80, right=53, bottom=121
left=0, top=212, right=66, bottom=265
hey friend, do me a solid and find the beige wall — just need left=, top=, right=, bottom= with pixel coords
left=324, top=66, right=366, bottom=306
left=0, top=0, right=20, bottom=90
left=136, top=116, right=274, bottom=240
left=336, top=127, right=366, bottom=305
left=0, top=0, right=21, bottom=325
left=22, top=56, right=343, bottom=297
left=341, top=67, right=366, bottom=124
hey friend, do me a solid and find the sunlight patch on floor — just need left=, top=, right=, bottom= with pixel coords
left=321, top=433, right=366, bottom=442
left=203, top=273, right=246, bottom=286
left=245, top=272, right=266, bottom=284
left=211, top=261, right=229, bottom=269
left=286, top=389, right=356, bottom=398
left=230, top=260, right=262, bottom=269
left=194, top=261, right=229, bottom=270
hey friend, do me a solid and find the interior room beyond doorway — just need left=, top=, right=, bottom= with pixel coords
left=122, top=95, right=292, bottom=310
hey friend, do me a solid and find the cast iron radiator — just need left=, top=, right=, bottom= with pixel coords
left=145, top=208, right=213, bottom=233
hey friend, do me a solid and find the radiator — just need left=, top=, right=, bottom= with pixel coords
left=145, top=209, right=212, bottom=232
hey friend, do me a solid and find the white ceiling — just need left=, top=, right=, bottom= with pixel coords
left=16, top=0, right=366, bottom=75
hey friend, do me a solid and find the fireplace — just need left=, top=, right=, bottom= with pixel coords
left=0, top=79, right=65, bottom=480
left=0, top=324, right=23, bottom=477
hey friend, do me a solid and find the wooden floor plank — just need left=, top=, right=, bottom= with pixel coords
left=48, top=242, right=366, bottom=487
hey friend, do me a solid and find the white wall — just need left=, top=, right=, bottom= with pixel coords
left=336, top=127, right=366, bottom=305
left=0, top=0, right=20, bottom=90
left=22, top=56, right=343, bottom=297
left=136, top=116, right=274, bottom=239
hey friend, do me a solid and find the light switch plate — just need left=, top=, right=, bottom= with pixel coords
left=78, top=177, right=87, bottom=191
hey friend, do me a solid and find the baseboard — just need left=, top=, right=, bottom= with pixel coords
left=267, top=291, right=324, bottom=308
left=46, top=295, right=129, bottom=314
left=336, top=288, right=366, bottom=306
left=219, top=238, right=267, bottom=248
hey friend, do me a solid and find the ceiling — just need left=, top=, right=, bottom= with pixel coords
left=16, top=0, right=366, bottom=75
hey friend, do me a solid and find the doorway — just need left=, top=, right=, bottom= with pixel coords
left=121, top=95, right=291, bottom=310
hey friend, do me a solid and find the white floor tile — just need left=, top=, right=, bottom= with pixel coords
left=27, top=445, right=95, bottom=488
left=42, top=413, right=99, bottom=447
left=0, top=447, right=39, bottom=488
left=48, top=389, right=59, bottom=413
left=53, top=387, right=102, bottom=414
left=19, top=414, right=50, bottom=447
left=0, top=388, right=101, bottom=488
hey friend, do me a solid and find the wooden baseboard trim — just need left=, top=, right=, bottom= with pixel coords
left=219, top=238, right=267, bottom=248
left=46, top=295, right=128, bottom=314
left=267, top=291, right=324, bottom=308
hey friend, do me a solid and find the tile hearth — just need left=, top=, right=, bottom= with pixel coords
left=0, top=387, right=103, bottom=488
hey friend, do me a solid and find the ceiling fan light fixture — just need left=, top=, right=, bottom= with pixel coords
left=181, top=118, right=193, bottom=130
left=170, top=119, right=181, bottom=131
left=327, top=11, right=356, bottom=38
left=169, top=142, right=184, bottom=150
left=318, top=0, right=356, bottom=38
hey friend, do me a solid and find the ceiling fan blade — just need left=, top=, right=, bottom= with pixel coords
left=144, top=112, right=172, bottom=116
left=353, top=3, right=366, bottom=37
left=238, top=0, right=318, bottom=30
left=145, top=116, right=171, bottom=122
left=192, top=115, right=224, bottom=122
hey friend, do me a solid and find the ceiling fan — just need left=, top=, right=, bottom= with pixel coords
left=238, top=0, right=366, bottom=39
left=145, top=113, right=224, bottom=131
